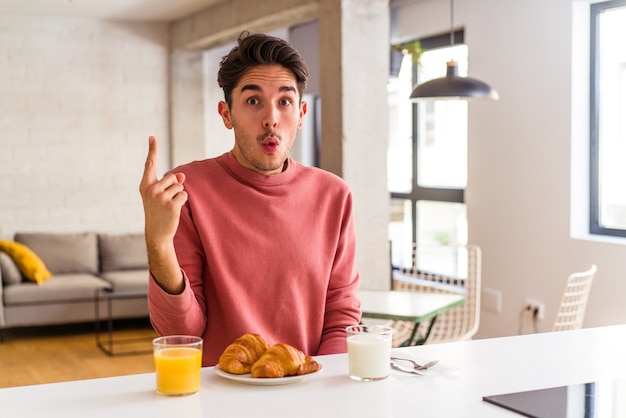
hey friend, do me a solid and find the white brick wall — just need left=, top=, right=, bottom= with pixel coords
left=0, top=16, right=170, bottom=238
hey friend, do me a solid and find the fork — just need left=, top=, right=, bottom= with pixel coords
left=391, top=356, right=439, bottom=370
left=390, top=362, right=424, bottom=375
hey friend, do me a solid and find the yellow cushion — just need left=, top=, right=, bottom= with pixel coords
left=0, top=240, right=53, bottom=285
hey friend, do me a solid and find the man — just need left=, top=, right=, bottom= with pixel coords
left=139, top=31, right=361, bottom=367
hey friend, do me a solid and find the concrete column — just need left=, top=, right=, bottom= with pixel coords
left=170, top=48, right=206, bottom=167
left=319, top=0, right=391, bottom=289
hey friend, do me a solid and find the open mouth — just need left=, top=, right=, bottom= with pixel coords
left=262, top=141, right=278, bottom=153
left=261, top=135, right=279, bottom=153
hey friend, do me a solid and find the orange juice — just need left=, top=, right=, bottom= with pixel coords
left=154, top=347, right=202, bottom=395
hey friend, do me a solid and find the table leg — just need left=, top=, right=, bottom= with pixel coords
left=399, top=315, right=439, bottom=346
left=95, top=288, right=114, bottom=356
left=420, top=315, right=439, bottom=344
left=400, top=323, right=421, bottom=347
left=106, top=295, right=114, bottom=354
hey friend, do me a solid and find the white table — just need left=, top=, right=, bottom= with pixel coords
left=359, top=289, right=465, bottom=345
left=2, top=325, right=626, bottom=417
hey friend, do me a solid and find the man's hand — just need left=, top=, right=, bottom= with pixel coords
left=140, top=136, right=187, bottom=243
left=139, top=136, right=187, bottom=294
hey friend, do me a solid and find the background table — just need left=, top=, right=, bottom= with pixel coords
left=358, top=289, right=465, bottom=345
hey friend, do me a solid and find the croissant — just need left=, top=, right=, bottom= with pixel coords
left=218, top=333, right=270, bottom=375
left=250, top=343, right=321, bottom=378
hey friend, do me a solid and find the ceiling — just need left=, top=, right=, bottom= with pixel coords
left=0, top=0, right=229, bottom=22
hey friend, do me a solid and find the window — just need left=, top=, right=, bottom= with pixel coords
left=388, top=31, right=468, bottom=268
left=590, top=0, right=626, bottom=238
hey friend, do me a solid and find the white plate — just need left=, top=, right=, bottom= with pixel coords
left=214, top=365, right=323, bottom=386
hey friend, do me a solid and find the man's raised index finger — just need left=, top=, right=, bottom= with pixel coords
left=142, top=136, right=158, bottom=183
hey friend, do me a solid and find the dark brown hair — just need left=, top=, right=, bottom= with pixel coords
left=217, top=31, right=309, bottom=107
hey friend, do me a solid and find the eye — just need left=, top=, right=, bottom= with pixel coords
left=279, top=98, right=293, bottom=106
left=247, top=97, right=260, bottom=105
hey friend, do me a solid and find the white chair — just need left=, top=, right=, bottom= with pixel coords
left=551, top=264, right=597, bottom=332
left=390, top=244, right=481, bottom=347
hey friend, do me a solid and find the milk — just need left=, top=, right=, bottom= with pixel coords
left=347, top=329, right=392, bottom=381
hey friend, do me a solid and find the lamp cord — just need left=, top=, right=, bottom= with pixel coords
left=449, top=0, right=455, bottom=47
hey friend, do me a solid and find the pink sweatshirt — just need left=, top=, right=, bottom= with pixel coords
left=147, top=152, right=362, bottom=366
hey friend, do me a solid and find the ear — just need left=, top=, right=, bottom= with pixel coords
left=218, top=101, right=233, bottom=129
left=297, top=101, right=307, bottom=130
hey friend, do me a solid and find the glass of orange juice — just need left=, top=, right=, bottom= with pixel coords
left=153, top=335, right=203, bottom=396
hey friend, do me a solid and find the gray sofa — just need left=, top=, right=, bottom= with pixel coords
left=0, top=232, right=150, bottom=339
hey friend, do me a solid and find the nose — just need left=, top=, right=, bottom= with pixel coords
left=263, top=105, right=278, bottom=129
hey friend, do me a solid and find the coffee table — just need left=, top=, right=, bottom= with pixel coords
left=94, top=288, right=153, bottom=356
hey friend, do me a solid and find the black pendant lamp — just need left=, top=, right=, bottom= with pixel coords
left=409, top=0, right=499, bottom=101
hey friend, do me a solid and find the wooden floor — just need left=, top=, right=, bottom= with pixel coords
left=0, top=319, right=158, bottom=388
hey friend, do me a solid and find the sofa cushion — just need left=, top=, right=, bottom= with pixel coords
left=0, top=250, right=24, bottom=285
left=2, top=273, right=111, bottom=305
left=99, top=269, right=149, bottom=293
left=98, top=233, right=147, bottom=272
left=15, top=232, right=99, bottom=275
left=0, top=240, right=53, bottom=284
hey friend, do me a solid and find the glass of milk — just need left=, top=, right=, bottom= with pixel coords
left=346, top=325, right=392, bottom=381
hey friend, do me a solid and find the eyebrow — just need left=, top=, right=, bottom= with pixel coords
left=240, top=84, right=297, bottom=94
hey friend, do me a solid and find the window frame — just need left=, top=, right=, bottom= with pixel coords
left=390, top=30, right=466, bottom=246
left=589, top=0, right=626, bottom=238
